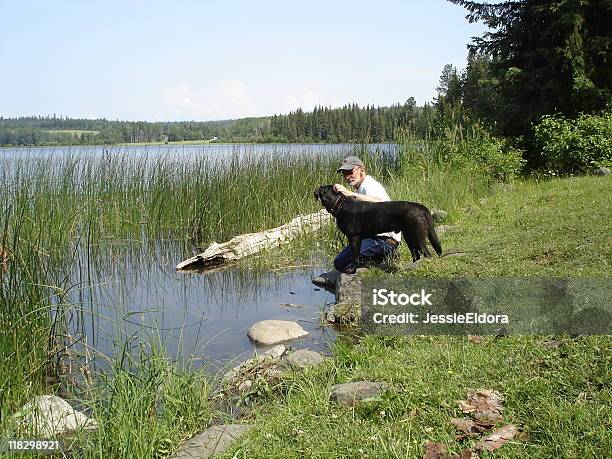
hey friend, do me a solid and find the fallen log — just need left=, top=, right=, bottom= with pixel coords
left=176, top=209, right=332, bottom=271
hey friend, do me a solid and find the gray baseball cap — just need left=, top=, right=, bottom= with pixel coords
left=337, top=155, right=364, bottom=172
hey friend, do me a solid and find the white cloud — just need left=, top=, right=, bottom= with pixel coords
left=160, top=80, right=256, bottom=120
left=279, top=89, right=322, bottom=112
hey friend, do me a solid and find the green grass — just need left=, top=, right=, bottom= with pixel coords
left=219, top=175, right=611, bottom=459
left=2, top=137, right=609, bottom=457
left=405, top=175, right=611, bottom=278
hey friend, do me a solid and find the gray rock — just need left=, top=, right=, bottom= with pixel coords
left=261, top=344, right=287, bottom=359
left=171, top=424, right=253, bottom=458
left=431, top=209, right=448, bottom=222
left=325, top=304, right=337, bottom=323
left=594, top=166, right=610, bottom=176
left=335, top=273, right=362, bottom=305
left=283, top=349, right=325, bottom=369
left=330, top=381, right=389, bottom=407
left=14, top=395, right=97, bottom=437
left=247, top=320, right=309, bottom=345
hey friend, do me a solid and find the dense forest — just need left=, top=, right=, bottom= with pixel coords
left=2, top=0, right=610, bottom=174
left=0, top=100, right=430, bottom=147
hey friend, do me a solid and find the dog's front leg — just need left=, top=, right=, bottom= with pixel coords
left=348, top=235, right=362, bottom=266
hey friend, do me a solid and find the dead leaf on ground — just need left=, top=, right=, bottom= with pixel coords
left=450, top=417, right=494, bottom=439
left=458, top=389, right=504, bottom=422
left=422, top=442, right=478, bottom=459
left=475, top=424, right=519, bottom=452
left=467, top=335, right=485, bottom=344
left=422, top=442, right=453, bottom=459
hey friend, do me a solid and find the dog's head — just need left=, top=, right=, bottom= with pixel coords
left=314, top=185, right=338, bottom=211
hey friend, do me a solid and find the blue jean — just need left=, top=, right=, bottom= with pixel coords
left=334, top=237, right=398, bottom=274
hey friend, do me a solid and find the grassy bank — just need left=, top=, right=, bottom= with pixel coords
left=2, top=139, right=608, bottom=457
left=219, top=174, right=611, bottom=458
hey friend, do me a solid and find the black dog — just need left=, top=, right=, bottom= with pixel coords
left=314, top=185, right=442, bottom=263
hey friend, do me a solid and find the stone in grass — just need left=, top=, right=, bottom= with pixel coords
left=431, top=209, right=448, bottom=223
left=329, top=381, right=389, bottom=407
left=171, top=424, right=253, bottom=459
left=14, top=395, right=97, bottom=437
left=282, top=349, right=325, bottom=369
left=593, top=166, right=610, bottom=176
left=247, top=320, right=309, bottom=345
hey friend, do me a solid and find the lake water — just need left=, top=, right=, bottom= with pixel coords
left=59, top=240, right=337, bottom=375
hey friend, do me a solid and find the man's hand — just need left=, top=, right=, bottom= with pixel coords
left=333, top=184, right=353, bottom=197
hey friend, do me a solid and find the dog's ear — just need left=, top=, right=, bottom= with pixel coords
left=314, top=188, right=320, bottom=201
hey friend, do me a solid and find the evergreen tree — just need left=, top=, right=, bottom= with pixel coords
left=449, top=0, right=612, bottom=136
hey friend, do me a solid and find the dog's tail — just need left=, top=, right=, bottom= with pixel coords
left=428, top=225, right=442, bottom=256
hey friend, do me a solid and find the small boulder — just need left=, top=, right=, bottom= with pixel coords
left=325, top=304, right=337, bottom=323
left=260, top=344, right=287, bottom=359
left=330, top=381, right=389, bottom=407
left=282, top=349, right=325, bottom=369
left=171, top=424, right=253, bottom=458
left=247, top=320, right=308, bottom=345
left=14, top=395, right=97, bottom=437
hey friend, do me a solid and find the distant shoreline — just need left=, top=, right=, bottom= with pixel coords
left=0, top=140, right=387, bottom=149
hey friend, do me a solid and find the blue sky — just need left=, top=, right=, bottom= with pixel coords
left=0, top=1, right=488, bottom=121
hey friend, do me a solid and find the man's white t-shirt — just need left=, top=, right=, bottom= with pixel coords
left=356, top=175, right=401, bottom=242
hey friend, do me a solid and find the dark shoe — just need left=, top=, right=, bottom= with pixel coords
left=311, top=269, right=340, bottom=287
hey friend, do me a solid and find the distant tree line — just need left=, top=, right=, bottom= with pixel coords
left=0, top=116, right=252, bottom=146
left=0, top=101, right=436, bottom=147
left=267, top=101, right=433, bottom=142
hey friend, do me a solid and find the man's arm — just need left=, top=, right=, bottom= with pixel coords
left=333, top=184, right=383, bottom=202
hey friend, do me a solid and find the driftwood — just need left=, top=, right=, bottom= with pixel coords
left=176, top=209, right=331, bottom=271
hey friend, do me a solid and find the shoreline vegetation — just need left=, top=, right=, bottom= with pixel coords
left=0, top=101, right=425, bottom=148
left=2, top=1, right=610, bottom=455
left=2, top=132, right=610, bottom=457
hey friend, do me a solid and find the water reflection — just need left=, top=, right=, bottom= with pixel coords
left=60, top=239, right=336, bottom=373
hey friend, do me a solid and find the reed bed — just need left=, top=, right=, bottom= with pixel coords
left=0, top=145, right=363, bottom=455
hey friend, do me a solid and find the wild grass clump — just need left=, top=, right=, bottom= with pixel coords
left=0, top=206, right=61, bottom=424
left=77, top=348, right=212, bottom=458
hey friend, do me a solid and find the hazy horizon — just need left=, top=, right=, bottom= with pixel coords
left=1, top=1, right=489, bottom=122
